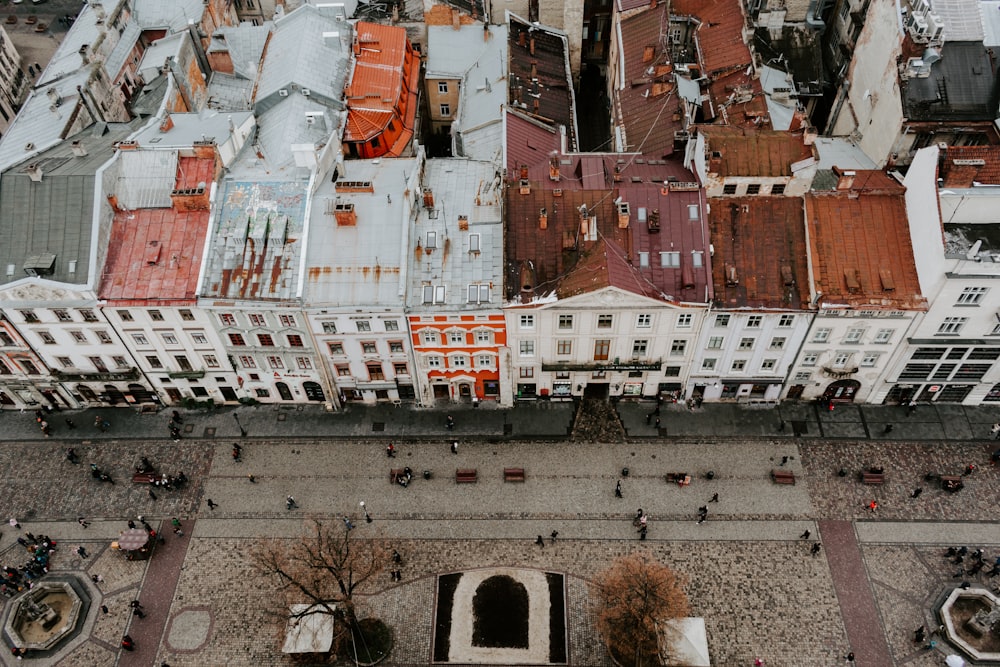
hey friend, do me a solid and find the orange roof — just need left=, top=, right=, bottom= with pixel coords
left=99, top=156, right=213, bottom=304
left=805, top=180, right=926, bottom=310
left=938, top=145, right=1000, bottom=187
left=701, top=127, right=813, bottom=177
left=343, top=22, right=411, bottom=143
left=424, top=4, right=477, bottom=26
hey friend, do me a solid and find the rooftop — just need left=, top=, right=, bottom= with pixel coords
left=303, top=156, right=422, bottom=307
left=130, top=109, right=255, bottom=150
left=132, top=0, right=214, bottom=32
left=507, top=13, right=578, bottom=152
left=206, top=23, right=273, bottom=82
left=700, top=126, right=814, bottom=177
left=708, top=196, right=810, bottom=310
left=505, top=111, right=562, bottom=176
left=938, top=145, right=1000, bottom=187
left=902, top=41, right=1000, bottom=121
left=100, top=156, right=215, bottom=304
left=805, top=175, right=927, bottom=310
left=929, top=0, right=984, bottom=42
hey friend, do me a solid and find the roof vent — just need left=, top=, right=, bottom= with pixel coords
left=539, top=207, right=547, bottom=229
left=24, top=143, right=34, bottom=152
left=878, top=268, right=895, bottom=291
left=71, top=140, right=87, bottom=157
left=617, top=201, right=630, bottom=228
left=519, top=179, right=530, bottom=195
left=725, top=263, right=739, bottom=286
left=23, top=253, right=56, bottom=277
left=25, top=164, right=43, bottom=182
left=844, top=268, right=861, bottom=293
left=278, top=88, right=289, bottom=97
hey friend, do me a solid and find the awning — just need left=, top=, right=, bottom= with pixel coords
left=282, top=604, right=336, bottom=653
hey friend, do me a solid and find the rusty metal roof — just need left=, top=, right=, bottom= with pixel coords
left=700, top=126, right=814, bottom=177
left=708, top=196, right=810, bottom=310
left=505, top=110, right=563, bottom=174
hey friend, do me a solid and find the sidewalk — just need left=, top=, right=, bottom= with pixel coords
left=6, top=399, right=1000, bottom=444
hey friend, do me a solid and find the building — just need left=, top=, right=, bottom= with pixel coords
left=0, top=24, right=26, bottom=137
left=407, top=158, right=507, bottom=404
left=0, top=313, right=51, bottom=408
left=691, top=126, right=818, bottom=198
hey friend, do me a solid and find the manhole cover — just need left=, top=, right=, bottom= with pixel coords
left=203, top=427, right=216, bottom=437
left=183, top=424, right=194, bottom=433
left=277, top=414, right=287, bottom=422
left=373, top=422, right=385, bottom=432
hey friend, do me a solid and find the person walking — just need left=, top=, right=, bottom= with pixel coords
left=614, top=480, right=623, bottom=498
left=247, top=473, right=256, bottom=483
left=77, top=517, right=90, bottom=528
left=911, top=487, right=923, bottom=499
left=709, top=493, right=719, bottom=503
left=845, top=651, right=855, bottom=663
left=811, top=543, right=822, bottom=556
left=800, top=529, right=811, bottom=540
left=206, top=498, right=218, bottom=510
left=450, top=441, right=458, bottom=454
left=883, top=423, right=894, bottom=434
left=8, top=518, right=19, bottom=530
left=550, top=530, right=558, bottom=544
left=286, top=496, right=297, bottom=510
left=992, top=423, right=1000, bottom=439
left=76, top=546, right=88, bottom=558
left=66, top=448, right=79, bottom=464
left=868, top=500, right=878, bottom=513
left=445, top=415, right=455, bottom=430
left=120, top=635, right=135, bottom=651
left=343, top=516, right=354, bottom=531
left=535, top=535, right=545, bottom=548
left=232, top=443, right=242, bottom=462
left=386, top=443, right=396, bottom=458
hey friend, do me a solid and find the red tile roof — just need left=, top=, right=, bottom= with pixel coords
left=557, top=238, right=662, bottom=300
left=100, top=156, right=214, bottom=304
left=805, top=184, right=927, bottom=310
left=938, top=145, right=1000, bottom=187
left=700, top=126, right=814, bottom=177
left=708, top=196, right=810, bottom=309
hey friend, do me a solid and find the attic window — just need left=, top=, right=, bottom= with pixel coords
left=771, top=183, right=786, bottom=195
left=711, top=151, right=722, bottom=159
left=722, top=184, right=737, bottom=195
left=660, top=251, right=680, bottom=268
left=467, top=284, right=490, bottom=303
left=638, top=251, right=649, bottom=267
left=746, top=184, right=761, bottom=195
left=687, top=204, right=700, bottom=221
left=426, top=231, right=437, bottom=249
left=469, top=234, right=481, bottom=253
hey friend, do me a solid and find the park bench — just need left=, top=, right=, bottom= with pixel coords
left=132, top=472, right=157, bottom=484
left=504, top=467, right=525, bottom=483
left=771, top=469, right=795, bottom=485
left=861, top=471, right=886, bottom=485
left=665, top=472, right=691, bottom=486
left=456, top=468, right=478, bottom=484
left=941, top=475, right=964, bottom=492
left=389, top=469, right=405, bottom=484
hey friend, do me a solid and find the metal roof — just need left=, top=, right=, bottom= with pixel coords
left=207, top=23, right=273, bottom=81
left=406, top=158, right=503, bottom=310
left=114, top=151, right=179, bottom=210
left=254, top=96, right=344, bottom=174
left=206, top=72, right=255, bottom=111
left=131, top=109, right=255, bottom=149
left=303, top=156, right=422, bottom=307
left=903, top=42, right=1000, bottom=121
left=929, top=0, right=984, bottom=42
left=132, top=0, right=209, bottom=32
left=105, top=20, right=142, bottom=80
left=137, top=32, right=186, bottom=85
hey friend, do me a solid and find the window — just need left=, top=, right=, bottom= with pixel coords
left=257, top=334, right=274, bottom=347
left=190, top=331, right=208, bottom=345
left=477, top=355, right=493, bottom=368
left=747, top=315, right=762, bottom=328
left=57, top=356, right=72, bottom=368
left=328, top=342, right=345, bottom=355
left=475, top=330, right=492, bottom=344
left=449, top=331, right=465, bottom=344
left=520, top=315, right=535, bottom=329
left=519, top=367, right=534, bottom=378
left=771, top=183, right=786, bottom=195
left=175, top=355, right=192, bottom=371
left=636, top=314, right=651, bottom=328
left=322, top=322, right=337, bottom=334
left=687, top=204, right=700, bottom=220
left=598, top=314, right=613, bottom=328
left=0, top=332, right=12, bottom=346
left=872, top=329, right=894, bottom=345
left=287, top=334, right=304, bottom=347
left=219, top=313, right=236, bottom=326
left=861, top=352, right=880, bottom=367
left=421, top=284, right=447, bottom=304
left=937, top=317, right=967, bottom=335
left=96, top=330, right=112, bottom=344
left=746, top=183, right=761, bottom=195
left=715, top=314, right=730, bottom=327
left=558, top=315, right=574, bottom=329
left=661, top=251, right=680, bottom=267
left=70, top=331, right=88, bottom=343
left=268, top=356, right=285, bottom=370
left=557, top=340, right=572, bottom=355
left=336, top=364, right=351, bottom=376
left=664, top=366, right=681, bottom=377
left=20, top=310, right=39, bottom=323
left=956, top=287, right=988, bottom=305
left=229, top=333, right=246, bottom=346
left=39, top=331, right=56, bottom=344
left=670, top=339, right=687, bottom=355
left=632, top=340, right=648, bottom=356
left=794, top=371, right=811, bottom=381
left=467, top=284, right=490, bottom=303
left=296, top=357, right=313, bottom=370
left=384, top=320, right=399, bottom=332
left=778, top=314, right=794, bottom=327
left=638, top=252, right=649, bottom=267
left=249, top=313, right=266, bottom=327
left=519, top=340, right=535, bottom=357
left=722, top=183, right=737, bottom=195
left=161, top=332, right=178, bottom=345
left=394, top=362, right=409, bottom=375
left=691, top=251, right=703, bottom=268
left=79, top=309, right=97, bottom=322
left=738, top=337, right=755, bottom=350
left=427, top=356, right=443, bottom=368
left=146, top=355, right=163, bottom=369
left=844, top=328, right=864, bottom=344
left=239, top=355, right=256, bottom=368
left=361, top=341, right=377, bottom=354
left=812, top=328, right=831, bottom=342
left=389, top=341, right=404, bottom=353
left=677, top=314, right=693, bottom=328
left=761, top=358, right=776, bottom=371
left=279, top=314, right=297, bottom=327
left=179, top=309, right=194, bottom=321
left=731, top=359, right=746, bottom=372
left=256, top=388, right=271, bottom=398
left=555, top=371, right=571, bottom=380
left=833, top=352, right=852, bottom=368
left=148, top=310, right=164, bottom=322
left=204, top=354, right=220, bottom=368
left=356, top=320, right=371, bottom=332
left=702, top=358, right=717, bottom=370
left=132, top=333, right=149, bottom=345
left=707, top=336, right=724, bottom=349
left=594, top=339, right=611, bottom=360
left=53, top=309, right=71, bottom=322
left=769, top=337, right=786, bottom=350
left=422, top=331, right=439, bottom=345
left=438, top=81, right=448, bottom=93
left=451, top=356, right=467, bottom=368
left=440, top=103, right=451, bottom=117
left=802, top=353, right=818, bottom=366
left=113, top=356, right=129, bottom=368
left=364, top=362, right=383, bottom=380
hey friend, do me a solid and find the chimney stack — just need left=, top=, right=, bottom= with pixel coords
left=539, top=207, right=547, bottom=229
left=549, top=155, right=560, bottom=181
left=833, top=166, right=856, bottom=190
left=71, top=140, right=87, bottom=157
left=26, top=164, right=43, bottom=182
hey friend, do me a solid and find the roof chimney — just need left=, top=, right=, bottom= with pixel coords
left=539, top=207, right=547, bottom=229
left=549, top=155, right=560, bottom=181
left=452, top=7, right=460, bottom=29
left=833, top=166, right=856, bottom=190
left=423, top=188, right=435, bottom=209
left=26, top=164, right=43, bottom=182
left=71, top=140, right=87, bottom=157
left=334, top=200, right=357, bottom=226
left=159, top=115, right=174, bottom=133
left=617, top=201, right=630, bottom=228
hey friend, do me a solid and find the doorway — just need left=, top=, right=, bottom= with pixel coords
left=458, top=383, right=472, bottom=400
left=583, top=383, right=609, bottom=399
left=822, top=379, right=860, bottom=403
left=220, top=387, right=238, bottom=402
left=276, top=382, right=293, bottom=401
left=103, top=385, right=126, bottom=404
left=303, top=382, right=325, bottom=402
left=433, top=384, right=450, bottom=400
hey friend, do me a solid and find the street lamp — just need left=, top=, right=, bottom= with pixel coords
left=233, top=413, right=247, bottom=437
left=360, top=501, right=372, bottom=523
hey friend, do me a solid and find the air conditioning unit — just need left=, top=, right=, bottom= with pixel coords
left=929, top=14, right=945, bottom=41
left=302, top=88, right=311, bottom=97
left=278, top=89, right=289, bottom=97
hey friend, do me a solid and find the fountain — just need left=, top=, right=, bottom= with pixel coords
left=939, top=587, right=1000, bottom=663
left=3, top=579, right=85, bottom=653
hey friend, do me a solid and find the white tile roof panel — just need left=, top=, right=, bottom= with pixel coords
left=115, top=150, right=179, bottom=209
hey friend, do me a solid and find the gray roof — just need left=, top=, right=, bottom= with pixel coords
left=207, top=72, right=255, bottom=111
left=200, top=179, right=310, bottom=302
left=132, top=0, right=209, bottom=32
left=207, top=23, right=273, bottom=81
left=304, top=156, right=421, bottom=306
left=137, top=32, right=187, bottom=85
left=983, top=0, right=1000, bottom=47
left=406, top=158, right=502, bottom=311
left=105, top=20, right=143, bottom=80
left=254, top=95, right=344, bottom=174
left=114, top=151, right=179, bottom=209
left=813, top=137, right=878, bottom=170
left=0, top=121, right=143, bottom=288
left=452, top=24, right=507, bottom=161
left=255, top=5, right=353, bottom=109
left=131, top=109, right=255, bottom=148
left=903, top=41, right=1000, bottom=121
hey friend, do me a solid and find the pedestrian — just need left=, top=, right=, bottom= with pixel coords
left=133, top=607, right=145, bottom=619
left=535, top=535, right=545, bottom=548
left=64, top=417, right=76, bottom=429
left=247, top=473, right=256, bottom=483
left=645, top=413, right=652, bottom=425
left=76, top=546, right=88, bottom=558
left=445, top=415, right=455, bottom=430
left=77, top=517, right=89, bottom=528
left=906, top=400, right=917, bottom=415
left=868, top=500, right=878, bottom=513
left=130, top=600, right=143, bottom=611
left=698, top=505, right=708, bottom=515
left=778, top=419, right=786, bottom=432
left=8, top=518, right=19, bottom=530
left=171, top=410, right=182, bottom=423
left=392, top=549, right=402, bottom=564
left=811, top=543, right=822, bottom=556
left=639, top=525, right=647, bottom=540
left=654, top=417, right=661, bottom=429
left=614, top=480, right=622, bottom=498
left=883, top=424, right=894, bottom=434
left=800, top=529, right=811, bottom=540
left=845, top=652, right=854, bottom=663
left=232, top=443, right=242, bottom=462
left=923, top=640, right=938, bottom=650
left=66, top=448, right=79, bottom=463
left=450, top=441, right=458, bottom=454
left=127, top=520, right=136, bottom=529
left=206, top=499, right=217, bottom=510
left=550, top=530, right=558, bottom=544
left=992, top=423, right=1000, bottom=439
left=343, top=516, right=354, bottom=530
left=386, top=443, right=396, bottom=458
left=286, top=495, right=297, bottom=510
left=754, top=659, right=765, bottom=667
left=709, top=493, right=719, bottom=503
left=963, top=463, right=977, bottom=476
left=91, top=574, right=103, bottom=584
left=148, top=488, right=157, bottom=501
left=101, top=605, right=109, bottom=614
left=911, top=487, right=923, bottom=499
left=780, top=456, right=788, bottom=466
left=121, top=635, right=134, bottom=651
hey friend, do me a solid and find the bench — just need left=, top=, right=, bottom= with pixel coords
left=861, top=472, right=886, bottom=485
left=771, top=469, right=796, bottom=485
left=504, top=467, right=525, bottom=483
left=389, top=469, right=405, bottom=484
left=456, top=468, right=478, bottom=484
left=665, top=472, right=691, bottom=486
left=132, top=472, right=157, bottom=484
left=941, top=475, right=964, bottom=492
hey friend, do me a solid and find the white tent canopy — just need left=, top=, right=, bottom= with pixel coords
left=659, top=617, right=711, bottom=667
left=281, top=604, right=336, bottom=654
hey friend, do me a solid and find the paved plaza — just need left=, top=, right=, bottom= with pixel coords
left=0, top=402, right=997, bottom=666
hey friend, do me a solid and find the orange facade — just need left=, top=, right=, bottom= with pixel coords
left=409, top=314, right=506, bottom=401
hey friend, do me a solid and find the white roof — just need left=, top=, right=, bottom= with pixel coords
left=982, top=1, right=1000, bottom=46
left=137, top=32, right=187, bottom=85
left=813, top=137, right=878, bottom=170
left=115, top=151, right=179, bottom=209
left=132, top=0, right=209, bottom=32
left=281, top=604, right=335, bottom=653
left=759, top=65, right=797, bottom=132
left=132, top=109, right=255, bottom=148
left=928, top=0, right=984, bottom=42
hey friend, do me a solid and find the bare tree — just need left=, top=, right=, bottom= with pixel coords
left=593, top=553, right=690, bottom=667
left=253, top=518, right=389, bottom=656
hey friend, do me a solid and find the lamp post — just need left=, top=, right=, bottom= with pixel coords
left=233, top=413, right=247, bottom=437
left=360, top=501, right=372, bottom=523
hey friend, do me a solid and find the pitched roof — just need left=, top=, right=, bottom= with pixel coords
left=505, top=111, right=562, bottom=174
left=938, top=145, right=1000, bottom=186
left=557, top=238, right=662, bottom=300
left=99, top=155, right=214, bottom=304
left=805, top=182, right=926, bottom=310
left=708, top=196, right=810, bottom=309
left=700, top=126, right=814, bottom=177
